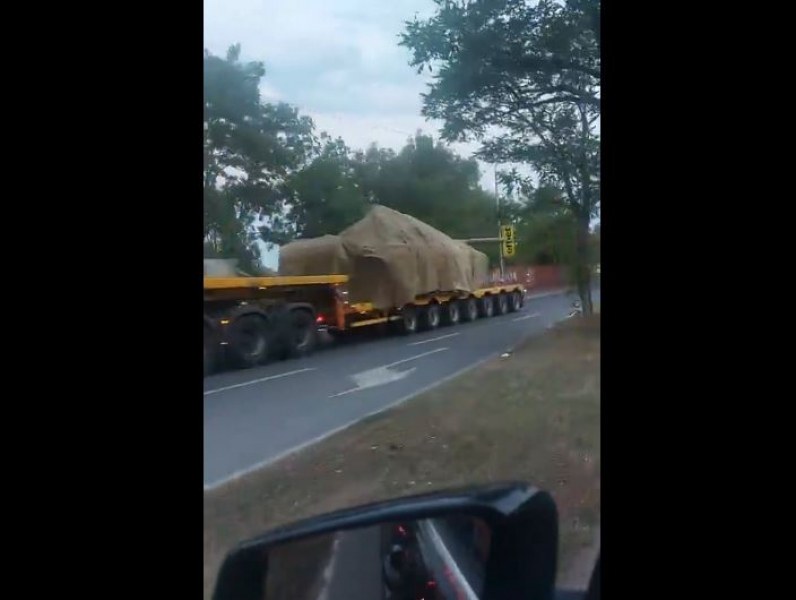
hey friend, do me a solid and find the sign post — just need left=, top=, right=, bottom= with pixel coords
left=501, top=225, right=516, bottom=258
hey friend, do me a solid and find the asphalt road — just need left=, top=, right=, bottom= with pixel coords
left=320, top=527, right=382, bottom=600
left=204, top=288, right=599, bottom=489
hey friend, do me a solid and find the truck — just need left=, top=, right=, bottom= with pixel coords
left=204, top=271, right=525, bottom=375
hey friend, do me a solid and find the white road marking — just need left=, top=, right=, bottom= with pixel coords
left=330, top=367, right=417, bottom=398
left=315, top=535, right=342, bottom=600
left=329, top=347, right=449, bottom=398
left=384, top=346, right=449, bottom=368
left=382, top=347, right=448, bottom=368
left=408, top=332, right=460, bottom=346
left=204, top=351, right=495, bottom=492
left=513, top=312, right=541, bottom=321
left=525, top=288, right=569, bottom=300
left=203, top=367, right=315, bottom=396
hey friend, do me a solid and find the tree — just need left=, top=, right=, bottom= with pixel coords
left=401, top=0, right=600, bottom=313
left=286, top=136, right=369, bottom=238
left=591, top=222, right=600, bottom=266
left=204, top=44, right=315, bottom=271
left=353, top=133, right=499, bottom=241
left=500, top=182, right=600, bottom=282
left=286, top=132, right=501, bottom=254
left=504, top=185, right=577, bottom=266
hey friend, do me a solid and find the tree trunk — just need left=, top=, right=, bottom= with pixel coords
left=575, top=213, right=593, bottom=315
left=574, top=102, right=595, bottom=316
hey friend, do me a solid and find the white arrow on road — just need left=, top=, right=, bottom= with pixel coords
left=330, top=347, right=448, bottom=398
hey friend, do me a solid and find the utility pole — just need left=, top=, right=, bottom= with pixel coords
left=495, top=165, right=504, bottom=279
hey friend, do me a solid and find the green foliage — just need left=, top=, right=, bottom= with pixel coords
left=502, top=185, right=599, bottom=269
left=401, top=0, right=600, bottom=311
left=352, top=133, right=498, bottom=240
left=203, top=45, right=315, bottom=271
left=286, top=132, right=500, bottom=254
left=286, top=136, right=369, bottom=238
left=401, top=0, right=600, bottom=133
left=507, top=187, right=576, bottom=266
left=400, top=0, right=599, bottom=215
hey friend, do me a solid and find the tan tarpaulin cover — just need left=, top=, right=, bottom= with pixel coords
left=456, top=241, right=490, bottom=289
left=277, top=234, right=350, bottom=276
left=279, top=205, right=490, bottom=310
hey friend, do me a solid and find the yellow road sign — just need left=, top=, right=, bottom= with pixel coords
left=501, top=225, right=516, bottom=257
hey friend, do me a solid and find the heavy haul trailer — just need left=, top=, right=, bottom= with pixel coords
left=204, top=275, right=526, bottom=375
left=203, top=274, right=347, bottom=375
left=319, top=282, right=527, bottom=337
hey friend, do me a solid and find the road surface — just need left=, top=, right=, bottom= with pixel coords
left=204, top=288, right=598, bottom=489
left=320, top=527, right=382, bottom=600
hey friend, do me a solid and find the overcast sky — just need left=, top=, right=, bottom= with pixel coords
left=203, top=0, right=497, bottom=187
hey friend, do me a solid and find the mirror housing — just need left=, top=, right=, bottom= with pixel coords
left=213, top=482, right=558, bottom=600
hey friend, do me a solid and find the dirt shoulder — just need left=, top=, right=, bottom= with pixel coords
left=205, top=314, right=600, bottom=597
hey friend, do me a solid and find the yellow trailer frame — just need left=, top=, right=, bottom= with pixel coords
left=204, top=275, right=349, bottom=290
left=341, top=283, right=527, bottom=329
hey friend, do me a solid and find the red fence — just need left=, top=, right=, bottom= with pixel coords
left=489, top=264, right=567, bottom=292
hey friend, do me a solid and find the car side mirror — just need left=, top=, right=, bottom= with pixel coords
left=212, top=482, right=559, bottom=600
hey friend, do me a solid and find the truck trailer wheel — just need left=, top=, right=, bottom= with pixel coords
left=420, top=303, right=441, bottom=330
left=204, top=326, right=216, bottom=376
left=441, top=301, right=460, bottom=326
left=394, top=307, right=419, bottom=335
left=496, top=293, right=509, bottom=315
left=479, top=296, right=495, bottom=318
left=460, top=297, right=478, bottom=322
left=228, top=314, right=270, bottom=368
left=285, top=309, right=317, bottom=358
left=509, top=290, right=523, bottom=312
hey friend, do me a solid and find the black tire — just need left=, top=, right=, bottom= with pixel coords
left=204, top=326, right=216, bottom=377
left=395, top=306, right=419, bottom=335
left=327, top=328, right=350, bottom=342
left=509, top=290, right=523, bottom=312
left=420, top=303, right=441, bottom=330
left=441, top=301, right=460, bottom=326
left=479, top=296, right=495, bottom=318
left=460, top=297, right=478, bottom=322
left=285, top=309, right=317, bottom=358
left=496, top=293, right=509, bottom=315
left=228, top=314, right=270, bottom=368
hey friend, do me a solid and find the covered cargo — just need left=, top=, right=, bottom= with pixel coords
left=456, top=241, right=490, bottom=290
left=276, top=234, right=350, bottom=276
left=279, top=205, right=490, bottom=310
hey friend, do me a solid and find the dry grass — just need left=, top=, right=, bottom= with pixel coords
left=204, top=314, right=600, bottom=597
